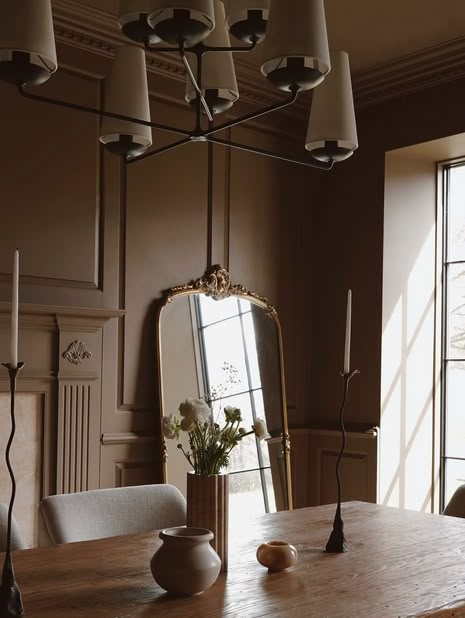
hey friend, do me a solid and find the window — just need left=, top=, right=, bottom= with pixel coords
left=441, top=162, right=465, bottom=508
left=195, top=295, right=276, bottom=517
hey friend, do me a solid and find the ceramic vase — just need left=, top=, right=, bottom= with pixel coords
left=186, top=472, right=229, bottom=572
left=150, top=527, right=221, bottom=596
left=256, top=541, right=298, bottom=571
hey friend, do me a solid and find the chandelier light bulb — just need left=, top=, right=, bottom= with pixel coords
left=225, top=0, right=270, bottom=44
left=148, top=0, right=215, bottom=46
left=261, top=0, right=330, bottom=92
left=305, top=50, right=358, bottom=163
left=0, top=0, right=57, bottom=86
left=100, top=46, right=153, bottom=158
left=118, top=0, right=161, bottom=44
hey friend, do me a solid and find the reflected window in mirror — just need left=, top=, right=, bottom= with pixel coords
left=195, top=295, right=276, bottom=516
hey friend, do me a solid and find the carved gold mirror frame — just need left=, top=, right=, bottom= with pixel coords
left=155, top=265, right=293, bottom=511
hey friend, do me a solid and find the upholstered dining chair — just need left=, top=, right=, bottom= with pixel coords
left=0, top=502, right=27, bottom=551
left=443, top=484, right=465, bottom=518
left=40, top=484, right=186, bottom=545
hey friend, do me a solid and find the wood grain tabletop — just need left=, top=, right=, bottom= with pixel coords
left=4, top=501, right=465, bottom=618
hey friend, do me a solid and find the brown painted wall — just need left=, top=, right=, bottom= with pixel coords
left=0, top=41, right=306, bottom=502
left=306, top=76, right=465, bottom=428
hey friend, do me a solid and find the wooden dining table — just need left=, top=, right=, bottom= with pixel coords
left=4, top=501, right=465, bottom=618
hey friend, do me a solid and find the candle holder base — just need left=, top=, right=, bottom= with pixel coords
left=325, top=505, right=347, bottom=553
left=0, top=555, right=23, bottom=618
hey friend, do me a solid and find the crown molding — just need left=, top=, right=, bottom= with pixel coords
left=353, top=36, right=465, bottom=108
left=51, top=0, right=465, bottom=116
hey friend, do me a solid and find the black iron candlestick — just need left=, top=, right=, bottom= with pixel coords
left=0, top=362, right=24, bottom=618
left=325, top=368, right=359, bottom=554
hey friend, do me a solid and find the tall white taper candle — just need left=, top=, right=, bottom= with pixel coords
left=343, top=289, right=352, bottom=374
left=10, top=249, right=19, bottom=369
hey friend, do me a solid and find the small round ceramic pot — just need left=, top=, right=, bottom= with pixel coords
left=256, top=540, right=298, bottom=571
left=150, top=527, right=221, bottom=596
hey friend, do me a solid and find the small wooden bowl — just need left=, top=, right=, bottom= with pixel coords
left=256, top=541, right=298, bottom=571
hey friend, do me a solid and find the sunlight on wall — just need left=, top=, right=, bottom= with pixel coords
left=380, top=153, right=436, bottom=512
left=379, top=373, right=401, bottom=506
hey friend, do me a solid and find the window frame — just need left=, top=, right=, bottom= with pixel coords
left=194, top=295, right=274, bottom=513
left=438, top=158, right=465, bottom=511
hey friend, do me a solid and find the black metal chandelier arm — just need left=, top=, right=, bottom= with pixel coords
left=143, top=43, right=180, bottom=52
left=144, top=39, right=257, bottom=55
left=179, top=45, right=213, bottom=122
left=202, top=87, right=300, bottom=138
left=201, top=39, right=258, bottom=53
left=17, top=85, right=192, bottom=139
left=126, top=136, right=191, bottom=164
left=207, top=136, right=334, bottom=170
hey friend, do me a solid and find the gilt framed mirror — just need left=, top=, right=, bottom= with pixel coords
left=155, top=265, right=293, bottom=515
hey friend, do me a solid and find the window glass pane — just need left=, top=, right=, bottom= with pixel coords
left=444, top=458, right=465, bottom=507
left=212, top=391, right=253, bottom=424
left=253, top=389, right=265, bottom=418
left=259, top=435, right=271, bottom=467
left=448, top=166, right=465, bottom=262
left=202, top=318, right=248, bottom=399
left=444, top=361, right=465, bottom=458
left=229, top=469, right=267, bottom=519
left=239, top=299, right=252, bottom=313
left=198, top=294, right=239, bottom=326
left=447, top=264, right=465, bottom=359
left=242, top=312, right=262, bottom=390
left=264, top=468, right=277, bottom=513
left=229, top=431, right=258, bottom=473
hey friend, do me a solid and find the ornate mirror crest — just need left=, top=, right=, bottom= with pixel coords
left=164, top=265, right=278, bottom=317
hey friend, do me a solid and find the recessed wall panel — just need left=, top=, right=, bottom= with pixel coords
left=0, top=71, right=100, bottom=287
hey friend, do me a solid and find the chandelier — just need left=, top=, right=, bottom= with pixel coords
left=0, top=0, right=358, bottom=169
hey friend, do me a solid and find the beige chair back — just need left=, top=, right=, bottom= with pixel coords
left=40, top=484, right=186, bottom=545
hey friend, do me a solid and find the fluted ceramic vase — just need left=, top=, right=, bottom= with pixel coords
left=186, top=472, right=229, bottom=572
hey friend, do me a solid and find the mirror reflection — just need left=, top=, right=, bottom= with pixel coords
left=156, top=268, right=292, bottom=517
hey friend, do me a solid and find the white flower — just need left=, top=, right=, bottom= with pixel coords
left=162, top=415, right=181, bottom=440
left=253, top=418, right=268, bottom=441
left=224, top=405, right=242, bottom=423
left=180, top=416, right=195, bottom=433
left=179, top=398, right=211, bottom=423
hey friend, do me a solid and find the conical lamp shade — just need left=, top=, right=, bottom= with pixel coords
left=148, top=0, right=215, bottom=45
left=0, top=0, right=57, bottom=86
left=305, top=51, right=358, bottom=163
left=100, top=46, right=152, bottom=158
left=225, top=0, right=270, bottom=44
left=118, top=0, right=161, bottom=44
left=261, top=0, right=330, bottom=92
left=185, top=0, right=238, bottom=115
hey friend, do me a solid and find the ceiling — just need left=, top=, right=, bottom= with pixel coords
left=75, top=0, right=465, bottom=73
